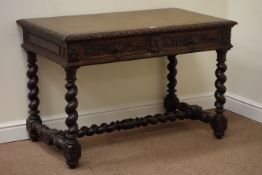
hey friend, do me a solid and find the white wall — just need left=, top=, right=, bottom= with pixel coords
left=0, top=0, right=228, bottom=124
left=227, top=0, right=262, bottom=104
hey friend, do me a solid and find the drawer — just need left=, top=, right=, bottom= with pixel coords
left=67, top=30, right=223, bottom=64
left=69, top=36, right=149, bottom=64
left=159, top=30, right=220, bottom=53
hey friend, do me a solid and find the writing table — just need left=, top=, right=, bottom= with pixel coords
left=17, top=8, right=237, bottom=168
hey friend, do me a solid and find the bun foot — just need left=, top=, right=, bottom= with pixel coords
left=64, top=139, right=81, bottom=169
left=214, top=130, right=225, bottom=139
left=211, top=114, right=227, bottom=139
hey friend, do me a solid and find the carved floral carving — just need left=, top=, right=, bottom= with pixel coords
left=149, top=37, right=160, bottom=53
left=84, top=39, right=146, bottom=58
left=162, top=32, right=218, bottom=48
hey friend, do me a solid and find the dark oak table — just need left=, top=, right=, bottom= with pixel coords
left=17, top=8, right=237, bottom=169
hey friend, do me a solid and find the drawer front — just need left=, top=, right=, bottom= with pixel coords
left=67, top=29, right=225, bottom=65
left=68, top=37, right=148, bottom=64
left=159, top=30, right=221, bottom=53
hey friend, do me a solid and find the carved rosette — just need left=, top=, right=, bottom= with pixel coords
left=26, top=51, right=42, bottom=141
left=67, top=46, right=81, bottom=62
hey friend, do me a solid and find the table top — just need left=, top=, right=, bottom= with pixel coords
left=17, top=8, right=236, bottom=41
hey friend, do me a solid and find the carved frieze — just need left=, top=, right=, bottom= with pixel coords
left=162, top=31, right=219, bottom=49
left=66, top=30, right=232, bottom=63
left=162, top=35, right=192, bottom=48
left=149, top=37, right=160, bottom=53
left=83, top=38, right=147, bottom=58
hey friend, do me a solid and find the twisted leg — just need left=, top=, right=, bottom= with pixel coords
left=26, top=51, right=42, bottom=141
left=64, top=68, right=81, bottom=168
left=211, top=49, right=228, bottom=139
left=164, top=55, right=180, bottom=112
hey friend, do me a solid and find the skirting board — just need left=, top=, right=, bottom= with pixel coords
left=1, top=92, right=261, bottom=144
left=225, top=93, right=262, bottom=123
